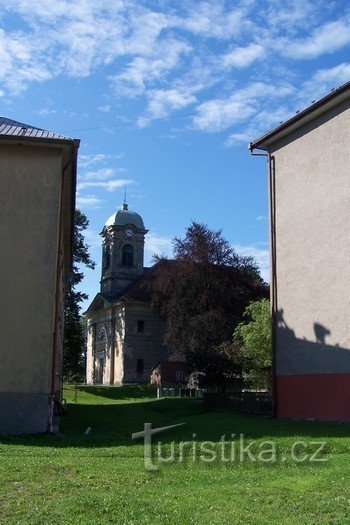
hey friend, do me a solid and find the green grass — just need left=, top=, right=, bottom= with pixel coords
left=0, top=385, right=349, bottom=524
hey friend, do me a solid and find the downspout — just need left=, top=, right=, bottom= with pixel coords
left=248, top=143, right=278, bottom=417
left=110, top=312, right=116, bottom=385
left=50, top=142, right=79, bottom=425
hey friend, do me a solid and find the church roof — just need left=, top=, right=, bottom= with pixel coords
left=105, top=203, right=145, bottom=229
left=85, top=267, right=153, bottom=313
left=0, top=116, right=75, bottom=143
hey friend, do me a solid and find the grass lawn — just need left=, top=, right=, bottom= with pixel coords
left=0, top=385, right=349, bottom=524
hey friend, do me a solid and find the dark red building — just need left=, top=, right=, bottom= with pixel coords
left=150, top=361, right=187, bottom=387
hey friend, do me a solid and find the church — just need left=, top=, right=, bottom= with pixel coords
left=85, top=202, right=170, bottom=385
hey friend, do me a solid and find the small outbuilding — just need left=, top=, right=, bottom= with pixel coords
left=150, top=361, right=187, bottom=387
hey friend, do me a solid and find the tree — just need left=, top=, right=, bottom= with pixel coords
left=186, top=340, right=248, bottom=392
left=63, top=210, right=95, bottom=381
left=149, top=222, right=268, bottom=388
left=233, top=299, right=272, bottom=378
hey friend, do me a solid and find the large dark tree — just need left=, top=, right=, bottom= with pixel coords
left=149, top=222, right=268, bottom=388
left=63, top=209, right=95, bottom=381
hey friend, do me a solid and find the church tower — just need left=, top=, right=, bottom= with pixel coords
left=100, top=203, right=148, bottom=295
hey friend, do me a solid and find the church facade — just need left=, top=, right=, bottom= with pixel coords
left=85, top=203, right=170, bottom=385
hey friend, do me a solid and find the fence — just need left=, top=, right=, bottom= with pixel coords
left=157, top=387, right=206, bottom=399
left=203, top=391, right=273, bottom=416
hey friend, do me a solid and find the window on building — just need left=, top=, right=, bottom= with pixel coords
left=137, top=320, right=144, bottom=332
left=176, top=370, right=185, bottom=382
left=103, top=245, right=110, bottom=268
left=122, top=244, right=134, bottom=267
left=136, top=359, right=144, bottom=374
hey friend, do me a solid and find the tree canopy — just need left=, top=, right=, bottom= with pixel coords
left=63, top=210, right=95, bottom=381
left=149, top=222, right=268, bottom=387
left=233, top=298, right=272, bottom=377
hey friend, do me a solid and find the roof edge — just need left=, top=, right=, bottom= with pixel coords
left=249, top=80, right=350, bottom=151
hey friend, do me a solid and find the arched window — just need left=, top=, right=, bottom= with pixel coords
left=122, top=244, right=134, bottom=267
left=98, top=325, right=108, bottom=342
left=103, top=245, right=110, bottom=268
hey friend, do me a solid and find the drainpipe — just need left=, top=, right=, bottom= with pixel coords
left=50, top=142, right=79, bottom=428
left=249, top=144, right=278, bottom=417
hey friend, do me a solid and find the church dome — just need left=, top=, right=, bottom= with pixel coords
left=105, top=203, right=145, bottom=229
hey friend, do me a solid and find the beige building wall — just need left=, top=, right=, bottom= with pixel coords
left=123, top=304, right=169, bottom=383
left=86, top=322, right=96, bottom=384
left=86, top=304, right=126, bottom=385
left=270, top=99, right=350, bottom=375
left=0, top=143, right=64, bottom=433
left=86, top=300, right=169, bottom=385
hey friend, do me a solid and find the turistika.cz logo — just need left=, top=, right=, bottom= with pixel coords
left=132, top=423, right=328, bottom=471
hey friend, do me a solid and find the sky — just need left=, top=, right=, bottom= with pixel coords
left=1, top=0, right=350, bottom=310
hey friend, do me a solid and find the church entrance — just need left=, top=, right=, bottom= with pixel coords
left=95, top=357, right=104, bottom=384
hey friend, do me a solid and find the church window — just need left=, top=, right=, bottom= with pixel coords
left=136, top=359, right=144, bottom=374
left=103, top=245, right=110, bottom=268
left=137, top=320, right=144, bottom=332
left=122, top=244, right=134, bottom=267
left=98, top=325, right=108, bottom=341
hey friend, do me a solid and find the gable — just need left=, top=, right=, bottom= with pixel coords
left=85, top=293, right=111, bottom=313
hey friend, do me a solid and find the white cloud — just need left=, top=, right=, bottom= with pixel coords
left=225, top=104, right=291, bottom=146
left=78, top=178, right=135, bottom=192
left=0, top=27, right=52, bottom=94
left=233, top=244, right=270, bottom=283
left=175, top=2, right=248, bottom=39
left=36, top=107, right=57, bottom=116
left=265, top=0, right=322, bottom=33
left=79, top=167, right=127, bottom=181
left=144, top=232, right=173, bottom=265
left=76, top=195, right=102, bottom=209
left=299, top=63, right=350, bottom=103
left=282, top=18, right=350, bottom=59
left=0, top=2, right=175, bottom=93
left=222, top=44, right=265, bottom=69
left=137, top=87, right=197, bottom=126
left=1, top=0, right=349, bottom=138
left=83, top=228, right=102, bottom=251
left=194, top=82, right=295, bottom=133
left=111, top=39, right=192, bottom=98
left=77, top=166, right=131, bottom=192
left=98, top=104, right=111, bottom=113
left=78, top=153, right=124, bottom=168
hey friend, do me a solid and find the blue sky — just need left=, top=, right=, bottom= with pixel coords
left=1, top=0, right=350, bottom=309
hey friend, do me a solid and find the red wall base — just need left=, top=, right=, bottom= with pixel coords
left=275, top=373, right=350, bottom=421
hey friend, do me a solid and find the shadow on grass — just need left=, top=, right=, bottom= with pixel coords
left=1, top=396, right=350, bottom=450
left=63, top=383, right=157, bottom=402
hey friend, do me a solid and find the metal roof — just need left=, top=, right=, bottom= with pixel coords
left=249, top=80, right=350, bottom=151
left=0, top=116, right=74, bottom=142
left=105, top=203, right=145, bottom=230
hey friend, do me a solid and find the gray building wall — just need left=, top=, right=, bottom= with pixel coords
left=270, top=99, right=350, bottom=376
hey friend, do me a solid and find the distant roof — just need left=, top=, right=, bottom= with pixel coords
left=249, top=80, right=350, bottom=151
left=85, top=267, right=154, bottom=313
left=150, top=361, right=186, bottom=371
left=105, top=203, right=145, bottom=230
left=0, top=116, right=76, bottom=143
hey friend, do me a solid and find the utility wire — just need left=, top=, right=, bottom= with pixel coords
left=59, top=110, right=198, bottom=134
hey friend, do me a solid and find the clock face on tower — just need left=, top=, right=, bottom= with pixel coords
left=124, top=228, right=134, bottom=239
